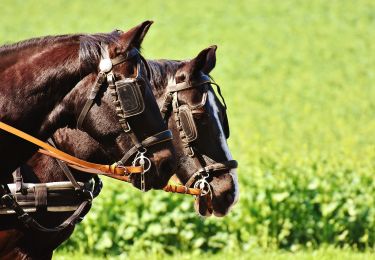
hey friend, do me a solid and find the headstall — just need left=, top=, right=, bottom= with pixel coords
left=160, top=77, right=238, bottom=198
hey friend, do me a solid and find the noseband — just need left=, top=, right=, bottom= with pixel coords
left=77, top=48, right=172, bottom=191
left=161, top=78, right=238, bottom=197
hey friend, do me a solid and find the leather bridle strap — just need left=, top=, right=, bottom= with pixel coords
left=117, top=130, right=173, bottom=165
left=162, top=78, right=238, bottom=196
left=77, top=48, right=140, bottom=130
left=185, top=160, right=238, bottom=188
left=0, top=121, right=143, bottom=176
left=76, top=72, right=106, bottom=130
left=110, top=48, right=139, bottom=66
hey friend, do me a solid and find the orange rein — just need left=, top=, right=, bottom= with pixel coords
left=0, top=121, right=201, bottom=196
left=0, top=121, right=142, bottom=176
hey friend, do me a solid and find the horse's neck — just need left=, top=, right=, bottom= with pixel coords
left=0, top=40, right=90, bottom=135
left=0, top=40, right=94, bottom=178
left=27, top=128, right=106, bottom=183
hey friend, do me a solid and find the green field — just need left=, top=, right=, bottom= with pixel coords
left=1, top=0, right=375, bottom=259
left=55, top=247, right=374, bottom=260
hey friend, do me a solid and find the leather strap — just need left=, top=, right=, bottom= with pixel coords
left=111, top=48, right=139, bottom=66
left=47, top=138, right=81, bottom=189
left=162, top=78, right=238, bottom=196
left=77, top=72, right=106, bottom=130
left=12, top=169, right=25, bottom=193
left=1, top=192, right=91, bottom=233
left=117, top=130, right=173, bottom=164
left=0, top=121, right=143, bottom=176
left=163, top=183, right=200, bottom=196
left=34, top=185, right=47, bottom=211
left=185, top=160, right=238, bottom=189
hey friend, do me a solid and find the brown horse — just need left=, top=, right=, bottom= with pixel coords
left=0, top=21, right=176, bottom=189
left=159, top=46, right=238, bottom=217
left=0, top=46, right=238, bottom=259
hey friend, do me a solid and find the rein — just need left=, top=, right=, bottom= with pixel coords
left=0, top=121, right=142, bottom=177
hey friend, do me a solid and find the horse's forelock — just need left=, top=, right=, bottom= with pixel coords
left=147, top=60, right=187, bottom=93
left=79, top=30, right=122, bottom=70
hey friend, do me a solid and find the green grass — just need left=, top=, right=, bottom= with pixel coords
left=54, top=247, right=374, bottom=260
left=1, top=0, right=375, bottom=258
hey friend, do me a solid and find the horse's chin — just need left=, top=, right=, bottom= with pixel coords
left=195, top=170, right=239, bottom=217
left=194, top=196, right=213, bottom=217
left=194, top=196, right=233, bottom=217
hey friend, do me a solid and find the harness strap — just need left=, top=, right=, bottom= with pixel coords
left=117, top=130, right=173, bottom=165
left=34, top=185, right=47, bottom=211
left=47, top=138, right=81, bottom=189
left=160, top=92, right=173, bottom=119
left=185, top=160, right=238, bottom=189
left=1, top=192, right=91, bottom=233
left=1, top=177, right=96, bottom=232
left=165, top=80, right=209, bottom=93
left=13, top=169, right=25, bottom=193
left=77, top=72, right=106, bottom=130
left=0, top=121, right=143, bottom=176
left=111, top=48, right=139, bottom=66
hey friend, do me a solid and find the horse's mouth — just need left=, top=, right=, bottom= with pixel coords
left=194, top=191, right=236, bottom=217
left=194, top=195, right=231, bottom=217
left=194, top=195, right=213, bottom=217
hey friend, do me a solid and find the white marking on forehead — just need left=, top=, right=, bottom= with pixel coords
left=207, top=90, right=232, bottom=160
left=167, top=75, right=176, bottom=86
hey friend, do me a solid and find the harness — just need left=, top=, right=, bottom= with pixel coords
left=0, top=63, right=238, bottom=232
left=77, top=47, right=172, bottom=191
left=0, top=47, right=173, bottom=232
left=0, top=164, right=100, bottom=233
left=160, top=77, right=238, bottom=199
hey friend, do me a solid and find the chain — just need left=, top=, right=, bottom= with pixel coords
left=132, top=149, right=151, bottom=192
left=193, top=171, right=212, bottom=197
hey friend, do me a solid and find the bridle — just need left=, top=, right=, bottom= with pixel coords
left=0, top=47, right=175, bottom=232
left=160, top=76, right=238, bottom=198
left=77, top=47, right=173, bottom=191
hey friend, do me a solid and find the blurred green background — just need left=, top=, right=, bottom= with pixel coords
left=1, top=0, right=375, bottom=259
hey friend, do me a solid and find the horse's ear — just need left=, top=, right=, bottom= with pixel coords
left=117, top=20, right=153, bottom=53
left=190, top=45, right=217, bottom=75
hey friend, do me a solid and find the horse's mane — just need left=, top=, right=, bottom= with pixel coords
left=79, top=30, right=122, bottom=69
left=0, top=35, right=76, bottom=55
left=0, top=30, right=123, bottom=69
